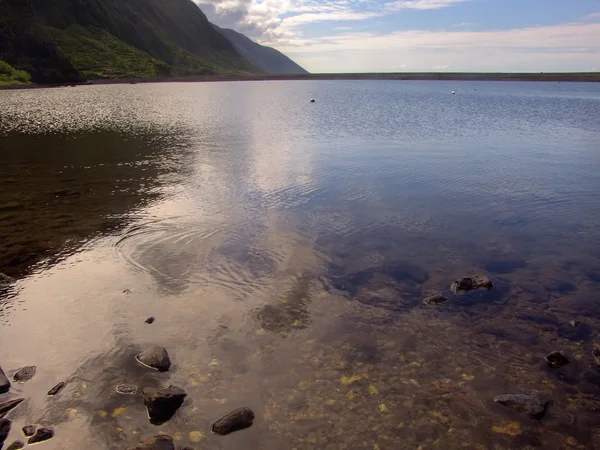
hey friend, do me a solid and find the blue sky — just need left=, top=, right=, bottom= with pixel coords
left=197, top=0, right=600, bottom=72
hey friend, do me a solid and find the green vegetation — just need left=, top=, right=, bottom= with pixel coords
left=0, top=60, right=31, bottom=86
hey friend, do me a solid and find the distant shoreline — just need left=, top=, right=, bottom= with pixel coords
left=2, top=72, right=599, bottom=90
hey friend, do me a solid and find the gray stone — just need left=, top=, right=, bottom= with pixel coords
left=6, top=440, right=25, bottom=450
left=116, top=384, right=138, bottom=395
left=28, top=427, right=54, bottom=444
left=493, top=392, right=549, bottom=419
left=142, top=386, right=187, bottom=425
left=451, top=274, right=493, bottom=294
left=12, top=366, right=36, bottom=383
left=0, top=398, right=24, bottom=416
left=0, top=367, right=11, bottom=393
left=47, top=382, right=65, bottom=396
left=136, top=347, right=171, bottom=372
left=546, top=351, right=569, bottom=369
left=423, top=294, right=448, bottom=305
left=22, top=425, right=36, bottom=437
left=127, top=435, right=174, bottom=450
left=0, top=419, right=11, bottom=446
left=211, top=407, right=255, bottom=435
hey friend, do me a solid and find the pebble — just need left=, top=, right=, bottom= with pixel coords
left=12, top=367, right=36, bottom=383
left=6, top=440, right=24, bottom=450
left=423, top=294, right=448, bottom=305
left=28, top=427, right=54, bottom=444
left=546, top=351, right=569, bottom=369
left=211, top=407, right=255, bottom=435
left=0, top=398, right=24, bottom=416
left=493, top=392, right=549, bottom=420
left=145, top=317, right=155, bottom=324
left=142, top=386, right=187, bottom=425
left=47, top=382, right=65, bottom=396
left=0, top=367, right=10, bottom=393
left=126, top=434, right=174, bottom=450
left=136, top=347, right=171, bottom=372
left=22, top=425, right=36, bottom=437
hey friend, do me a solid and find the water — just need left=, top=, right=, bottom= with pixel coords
left=1, top=80, right=600, bottom=449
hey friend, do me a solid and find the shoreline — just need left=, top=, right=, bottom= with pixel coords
left=1, top=72, right=599, bottom=91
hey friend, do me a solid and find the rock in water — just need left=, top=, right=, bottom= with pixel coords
left=6, top=440, right=25, bottom=450
left=546, top=351, right=569, bottom=369
left=211, top=407, right=255, bottom=435
left=493, top=393, right=549, bottom=419
left=423, top=294, right=448, bottom=305
left=28, top=427, right=54, bottom=444
left=116, top=384, right=138, bottom=395
left=142, top=386, right=187, bottom=425
left=451, top=274, right=493, bottom=294
left=47, top=382, right=65, bottom=396
left=136, top=347, right=171, bottom=372
left=126, top=434, right=175, bottom=450
left=593, top=348, right=600, bottom=365
left=145, top=317, right=156, bottom=324
left=12, top=366, right=36, bottom=383
left=0, top=398, right=24, bottom=416
left=0, top=419, right=12, bottom=445
left=22, top=425, right=36, bottom=437
left=0, top=367, right=10, bottom=393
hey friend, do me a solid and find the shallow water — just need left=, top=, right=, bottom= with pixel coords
left=1, top=80, right=600, bottom=449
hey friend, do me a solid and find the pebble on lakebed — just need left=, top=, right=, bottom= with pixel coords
left=145, top=316, right=155, bottom=324
left=22, top=425, right=36, bottom=437
left=450, top=274, right=493, bottom=294
left=1, top=418, right=11, bottom=445
left=423, top=294, right=448, bottom=305
left=593, top=347, right=600, bottom=365
left=0, top=398, right=24, bottom=416
left=28, top=427, right=54, bottom=444
left=6, top=440, right=24, bottom=450
left=116, top=384, right=138, bottom=395
left=136, top=347, right=171, bottom=372
left=142, top=386, right=187, bottom=425
left=211, top=407, right=255, bottom=435
left=493, top=392, right=550, bottom=420
left=47, top=381, right=65, bottom=396
left=12, top=366, right=36, bottom=383
left=126, top=434, right=175, bottom=450
left=0, top=367, right=10, bottom=393
left=546, top=351, right=569, bottom=368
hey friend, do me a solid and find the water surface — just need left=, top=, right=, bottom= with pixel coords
left=1, top=80, right=600, bottom=449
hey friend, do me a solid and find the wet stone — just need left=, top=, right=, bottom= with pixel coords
left=593, top=348, right=600, bottom=366
left=546, top=351, right=569, bottom=369
left=423, top=294, right=448, bottom=305
left=145, top=316, right=155, bottom=324
left=6, top=440, right=25, bottom=450
left=22, top=425, right=36, bottom=437
left=0, top=367, right=10, bottom=394
left=126, top=434, right=174, bottom=450
left=0, top=418, right=11, bottom=445
left=493, top=392, right=550, bottom=420
left=12, top=366, right=36, bottom=383
left=451, top=274, right=493, bottom=294
left=142, top=386, right=187, bottom=425
left=116, top=384, right=138, bottom=395
left=47, top=382, right=65, bottom=396
left=211, top=407, right=255, bottom=435
left=136, top=347, right=171, bottom=372
left=0, top=398, right=24, bottom=416
left=28, top=427, right=54, bottom=444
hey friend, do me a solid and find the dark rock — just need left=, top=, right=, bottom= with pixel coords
left=211, top=407, right=255, bottom=435
left=593, top=348, right=600, bottom=366
left=136, top=347, right=171, bottom=372
left=451, top=274, right=493, bottom=294
left=546, top=351, right=569, bottom=369
left=28, top=427, right=54, bottom=444
left=22, top=425, right=36, bottom=437
left=47, top=382, right=65, bottom=396
left=12, top=366, right=36, bottom=383
left=0, top=367, right=10, bottom=394
left=0, top=398, right=24, bottom=416
left=0, top=419, right=11, bottom=446
left=6, top=440, right=25, bottom=450
left=116, top=384, right=138, bottom=395
left=145, top=317, right=155, bottom=324
left=493, top=392, right=549, bottom=419
left=142, top=386, right=187, bottom=425
left=0, top=273, right=14, bottom=285
left=423, top=294, right=448, bottom=305
left=127, top=435, right=174, bottom=450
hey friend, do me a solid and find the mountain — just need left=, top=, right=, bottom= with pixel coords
left=214, top=25, right=307, bottom=75
left=0, top=0, right=256, bottom=83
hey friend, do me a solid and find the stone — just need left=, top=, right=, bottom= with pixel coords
left=593, top=348, right=600, bottom=366
left=0, top=367, right=11, bottom=393
left=28, top=427, right=54, bottom=444
left=142, top=386, right=187, bottom=425
left=211, top=407, right=255, bottom=435
left=451, top=274, right=493, bottom=294
left=12, top=366, right=36, bottom=383
left=569, top=319, right=580, bottom=327
left=0, top=398, right=24, bottom=416
left=177, top=447, right=195, bottom=450
left=493, top=393, right=549, bottom=420
left=6, top=440, right=25, bottom=450
left=0, top=419, right=10, bottom=446
left=136, top=347, right=171, bottom=372
left=546, top=351, right=569, bottom=369
left=423, top=294, right=448, bottom=305
left=126, top=435, right=174, bottom=450
left=47, top=382, right=65, bottom=396
left=116, top=384, right=138, bottom=395
left=145, top=317, right=155, bottom=324
left=22, top=425, right=36, bottom=437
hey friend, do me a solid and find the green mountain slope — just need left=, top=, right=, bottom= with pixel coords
left=214, top=25, right=308, bottom=75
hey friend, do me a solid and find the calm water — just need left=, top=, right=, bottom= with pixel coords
left=1, top=80, right=600, bottom=449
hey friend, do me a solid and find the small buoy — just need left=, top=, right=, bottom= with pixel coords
left=451, top=90, right=455, bottom=95
left=310, top=98, right=315, bottom=103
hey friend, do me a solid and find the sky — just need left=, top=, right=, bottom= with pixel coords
left=196, top=0, right=600, bottom=73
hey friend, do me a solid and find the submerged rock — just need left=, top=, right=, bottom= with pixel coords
left=116, top=384, right=138, bottom=395
left=47, top=382, right=65, bottom=396
left=594, top=348, right=600, bottom=366
left=127, top=434, right=174, bottom=450
left=142, top=386, right=187, bottom=425
left=493, top=392, right=549, bottom=419
left=451, top=274, right=493, bottom=294
left=0, top=418, right=11, bottom=445
left=12, top=366, right=36, bottom=383
left=211, top=407, right=255, bottom=435
left=136, top=347, right=171, bottom=372
left=423, top=294, right=448, bottom=305
left=22, top=425, right=36, bottom=437
left=0, top=367, right=10, bottom=394
left=6, top=440, right=25, bottom=450
left=28, top=427, right=54, bottom=444
left=0, top=398, right=24, bottom=416
left=546, top=351, right=569, bottom=369
left=145, top=317, right=155, bottom=324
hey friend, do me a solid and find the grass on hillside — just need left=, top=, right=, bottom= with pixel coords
left=0, top=60, right=32, bottom=86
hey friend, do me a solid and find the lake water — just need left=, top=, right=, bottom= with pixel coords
left=1, top=80, right=600, bottom=449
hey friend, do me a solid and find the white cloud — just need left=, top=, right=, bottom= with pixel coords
left=386, top=0, right=470, bottom=11
left=586, top=12, right=600, bottom=19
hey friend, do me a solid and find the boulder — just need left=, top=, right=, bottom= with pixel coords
left=493, top=392, right=549, bottom=419
left=451, top=274, right=493, bottom=294
left=546, top=351, right=569, bottom=369
left=6, top=440, right=25, bottom=450
left=0, top=398, right=24, bottom=416
left=126, top=435, right=174, bottom=450
left=22, top=425, right=36, bottom=437
left=142, top=386, right=187, bottom=425
left=28, top=427, right=54, bottom=444
left=136, top=347, right=171, bottom=372
left=423, top=294, right=448, bottom=305
left=211, top=407, right=255, bottom=435
left=0, top=367, right=11, bottom=393
left=0, top=419, right=11, bottom=446
left=12, top=366, right=36, bottom=383
left=47, top=382, right=65, bottom=396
